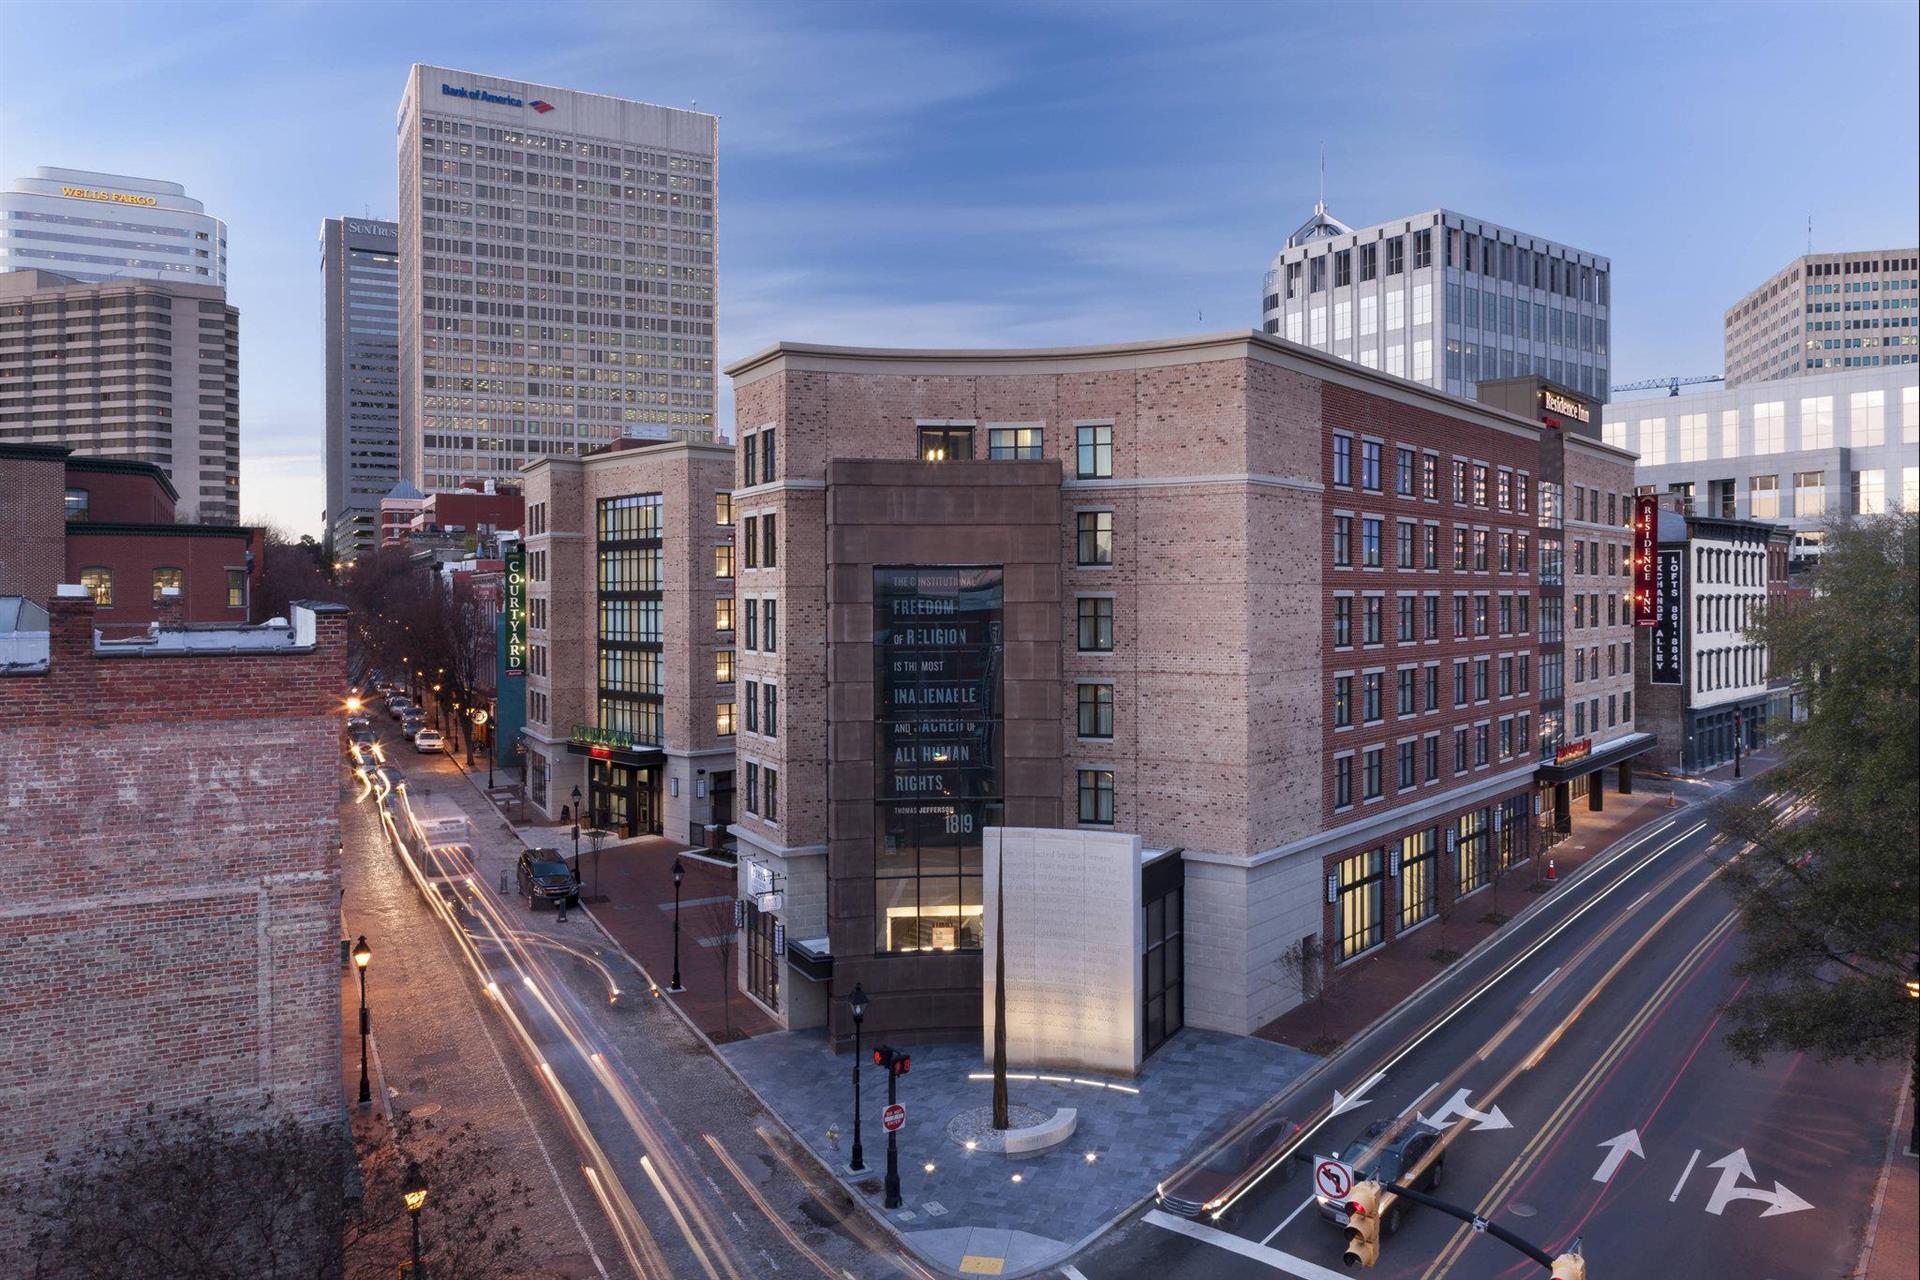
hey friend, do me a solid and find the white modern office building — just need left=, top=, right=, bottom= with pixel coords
left=321, top=218, right=401, bottom=561
left=1723, top=249, right=1919, bottom=386
left=1261, top=206, right=1612, bottom=404
left=395, top=65, right=718, bottom=491
left=1603, top=365, right=1920, bottom=562
left=0, top=167, right=226, bottom=286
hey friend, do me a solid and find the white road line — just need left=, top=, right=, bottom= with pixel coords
left=1262, top=1194, right=1318, bottom=1244
left=1398, top=1081, right=1441, bottom=1119
left=1670, top=1148, right=1702, bottom=1203
left=1146, top=1210, right=1348, bottom=1278
left=1528, top=966, right=1561, bottom=995
left=1061, top=1267, right=1092, bottom=1280
left=1629, top=890, right=1653, bottom=910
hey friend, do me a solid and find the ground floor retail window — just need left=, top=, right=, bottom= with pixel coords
left=1496, top=795, right=1528, bottom=870
left=875, top=801, right=991, bottom=953
left=1337, top=847, right=1385, bottom=960
left=1457, top=807, right=1489, bottom=897
left=746, top=900, right=780, bottom=1012
left=1143, top=885, right=1183, bottom=1055
left=1399, top=828, right=1438, bottom=930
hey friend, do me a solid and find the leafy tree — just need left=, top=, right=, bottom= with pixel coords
left=1715, top=512, right=1917, bottom=1084
left=13, top=1100, right=547, bottom=1280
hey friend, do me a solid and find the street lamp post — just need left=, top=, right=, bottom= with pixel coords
left=670, top=858, right=686, bottom=992
left=847, top=983, right=868, bottom=1172
left=570, top=784, right=583, bottom=829
left=571, top=821, right=581, bottom=880
left=402, top=1159, right=429, bottom=1279
left=352, top=936, right=372, bottom=1104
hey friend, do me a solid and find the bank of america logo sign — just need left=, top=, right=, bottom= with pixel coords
left=531, top=100, right=555, bottom=113
left=440, top=84, right=556, bottom=113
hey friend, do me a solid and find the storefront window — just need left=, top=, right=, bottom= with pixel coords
left=1400, top=828, right=1437, bottom=930
left=746, top=900, right=780, bottom=1012
left=1337, top=847, right=1385, bottom=960
left=876, top=802, right=988, bottom=953
left=1457, top=807, right=1489, bottom=896
left=1143, top=885, right=1183, bottom=1054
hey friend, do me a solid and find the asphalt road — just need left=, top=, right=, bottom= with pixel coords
left=348, top=714, right=931, bottom=1280
left=1072, top=780, right=1904, bottom=1280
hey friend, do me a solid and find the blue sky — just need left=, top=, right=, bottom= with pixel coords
left=2, top=0, right=1915, bottom=537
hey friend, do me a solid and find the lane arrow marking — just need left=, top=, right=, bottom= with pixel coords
left=1591, top=1129, right=1645, bottom=1182
left=1417, top=1086, right=1513, bottom=1133
left=1703, top=1148, right=1813, bottom=1218
left=1331, top=1071, right=1387, bottom=1118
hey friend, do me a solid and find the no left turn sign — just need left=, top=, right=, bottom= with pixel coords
left=1314, top=1156, right=1355, bottom=1200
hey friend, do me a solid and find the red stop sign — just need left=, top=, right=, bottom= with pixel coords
left=882, top=1103, right=906, bottom=1132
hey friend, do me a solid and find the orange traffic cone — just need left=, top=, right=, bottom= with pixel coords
left=1546, top=859, right=1557, bottom=882
left=1666, top=791, right=1678, bottom=809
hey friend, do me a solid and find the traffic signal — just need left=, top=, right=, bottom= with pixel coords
left=1550, top=1251, right=1587, bottom=1280
left=872, top=1045, right=912, bottom=1076
left=1341, top=1179, right=1383, bottom=1269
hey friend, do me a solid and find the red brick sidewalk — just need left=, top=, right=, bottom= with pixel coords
left=1256, top=787, right=1682, bottom=1052
left=1860, top=1079, right=1917, bottom=1280
left=581, top=836, right=780, bottom=1045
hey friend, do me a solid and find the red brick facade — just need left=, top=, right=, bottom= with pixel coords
left=0, top=595, right=348, bottom=1201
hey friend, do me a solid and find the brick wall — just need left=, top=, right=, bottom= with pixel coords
left=65, top=525, right=264, bottom=631
left=0, top=447, right=65, bottom=608
left=0, top=596, right=347, bottom=1199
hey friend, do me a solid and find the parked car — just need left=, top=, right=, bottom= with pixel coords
left=401, top=717, right=425, bottom=741
left=388, top=699, right=411, bottom=720
left=516, top=851, right=579, bottom=910
left=413, top=729, right=445, bottom=753
left=1156, top=1115, right=1301, bottom=1219
left=1313, top=1119, right=1445, bottom=1235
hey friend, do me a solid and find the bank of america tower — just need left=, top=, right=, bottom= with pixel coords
left=397, top=65, right=718, bottom=489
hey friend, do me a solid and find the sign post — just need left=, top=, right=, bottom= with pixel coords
left=882, top=1103, right=906, bottom=1132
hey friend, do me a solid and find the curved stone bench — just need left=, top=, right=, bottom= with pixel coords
left=1002, top=1107, right=1077, bottom=1155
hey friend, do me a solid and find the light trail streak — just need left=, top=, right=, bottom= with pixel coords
left=751, top=1124, right=938, bottom=1280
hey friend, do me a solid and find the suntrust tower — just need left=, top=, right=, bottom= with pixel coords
left=724, top=331, right=1590, bottom=1064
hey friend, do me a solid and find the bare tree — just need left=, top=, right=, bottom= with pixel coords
left=11, top=1100, right=548, bottom=1280
left=1274, top=933, right=1349, bottom=1055
left=697, top=898, right=741, bottom=1043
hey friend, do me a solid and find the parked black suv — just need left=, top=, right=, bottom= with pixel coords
left=516, top=850, right=579, bottom=910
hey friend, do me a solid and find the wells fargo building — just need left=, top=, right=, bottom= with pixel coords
left=725, top=332, right=1586, bottom=1045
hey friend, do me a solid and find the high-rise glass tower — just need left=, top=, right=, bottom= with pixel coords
left=396, top=66, right=718, bottom=490
left=320, top=218, right=400, bottom=560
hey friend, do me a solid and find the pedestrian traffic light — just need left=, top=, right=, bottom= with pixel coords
left=872, top=1046, right=912, bottom=1077
left=1549, top=1251, right=1587, bottom=1279
left=1341, top=1179, right=1383, bottom=1269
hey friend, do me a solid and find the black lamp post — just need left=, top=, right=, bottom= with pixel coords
left=848, top=982, right=868, bottom=1172
left=570, top=784, right=582, bottom=828
left=402, top=1159, right=428, bottom=1278
left=670, top=858, right=686, bottom=992
left=352, top=935, right=372, bottom=1105
left=571, top=820, right=581, bottom=879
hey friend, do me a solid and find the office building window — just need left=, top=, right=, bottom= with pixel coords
left=225, top=569, right=246, bottom=609
left=1077, top=511, right=1114, bottom=565
left=1077, top=597, right=1114, bottom=651
left=1337, top=846, right=1385, bottom=960
left=80, top=567, right=114, bottom=606
left=151, top=567, right=184, bottom=601
left=919, top=423, right=973, bottom=461
left=1078, top=769, right=1115, bottom=824
left=1078, top=683, right=1114, bottom=737
left=1076, top=424, right=1113, bottom=478
left=989, top=426, right=1044, bottom=459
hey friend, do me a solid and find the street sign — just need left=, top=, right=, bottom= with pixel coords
left=1313, top=1156, right=1355, bottom=1200
left=882, top=1103, right=907, bottom=1133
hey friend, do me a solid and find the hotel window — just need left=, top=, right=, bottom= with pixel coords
left=1078, top=683, right=1114, bottom=737
left=744, top=762, right=759, bottom=815
left=151, top=567, right=184, bottom=601
left=63, top=487, right=89, bottom=520
left=716, top=597, right=735, bottom=632
left=1077, top=597, right=1114, bottom=651
left=1395, top=448, right=1416, bottom=496
left=1472, top=465, right=1490, bottom=508
left=1499, top=596, right=1513, bottom=635
left=763, top=598, right=777, bottom=652
left=1397, top=521, right=1416, bottom=569
left=919, top=423, right=973, bottom=461
left=764, top=768, right=779, bottom=822
left=1423, top=525, right=1439, bottom=571
left=1497, top=531, right=1512, bottom=573
left=761, top=429, right=776, bottom=482
left=1475, top=723, right=1490, bottom=766
left=1452, top=460, right=1468, bottom=505
left=1473, top=529, right=1489, bottom=572
left=1749, top=474, right=1781, bottom=519
left=1332, top=434, right=1353, bottom=486
left=1453, top=595, right=1467, bottom=638
left=1076, top=424, right=1113, bottom=478
left=1360, top=440, right=1382, bottom=491
left=1496, top=470, right=1512, bottom=511
left=743, top=516, right=758, bottom=568
left=1424, top=734, right=1440, bottom=781
left=1397, top=668, right=1416, bottom=716
left=1397, top=595, right=1415, bottom=642
left=1337, top=847, right=1385, bottom=961
left=715, top=544, right=735, bottom=579
left=715, top=649, right=735, bottom=684
left=743, top=434, right=758, bottom=486
left=80, top=567, right=114, bottom=606
left=1078, top=769, right=1115, bottom=824
left=1454, top=727, right=1468, bottom=773
left=1363, top=596, right=1383, bottom=645
left=1362, top=517, right=1383, bottom=567
left=1398, top=741, right=1416, bottom=789
left=745, top=681, right=759, bottom=732
left=1400, top=829, right=1438, bottom=930
left=1334, top=676, right=1353, bottom=728
left=715, top=492, right=733, bottom=525
left=1424, top=664, right=1440, bottom=711
left=716, top=702, right=736, bottom=736
left=988, top=425, right=1044, bottom=459
left=1423, top=596, right=1439, bottom=642
left=743, top=598, right=757, bottom=650
left=1334, top=597, right=1352, bottom=647
left=763, top=684, right=778, bottom=737
left=1474, top=657, right=1490, bottom=701
left=760, top=513, right=777, bottom=567
left=1363, top=747, right=1383, bottom=800
left=1474, top=595, right=1489, bottom=636
left=1413, top=339, right=1433, bottom=381
left=1453, top=661, right=1469, bottom=707
left=1362, top=672, right=1382, bottom=723
left=1334, top=516, right=1353, bottom=567
left=1334, top=754, right=1353, bottom=809
left=1421, top=454, right=1438, bottom=501
left=226, top=569, right=246, bottom=610
left=1309, top=256, right=1327, bottom=293
left=1499, top=718, right=1514, bottom=758
left=1077, top=511, right=1114, bottom=565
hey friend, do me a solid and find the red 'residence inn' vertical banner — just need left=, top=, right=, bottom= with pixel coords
left=1632, top=494, right=1660, bottom=625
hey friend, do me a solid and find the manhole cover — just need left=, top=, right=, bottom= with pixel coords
left=409, top=1103, right=443, bottom=1118
left=1507, top=1202, right=1537, bottom=1218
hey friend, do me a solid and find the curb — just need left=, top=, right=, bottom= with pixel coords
left=1853, top=1071, right=1916, bottom=1279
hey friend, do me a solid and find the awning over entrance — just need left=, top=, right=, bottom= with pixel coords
left=564, top=740, right=666, bottom=767
left=1533, top=731, right=1656, bottom=785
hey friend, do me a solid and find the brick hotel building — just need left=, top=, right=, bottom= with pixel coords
left=722, top=333, right=1610, bottom=1043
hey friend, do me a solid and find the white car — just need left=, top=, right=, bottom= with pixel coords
left=413, top=729, right=446, bottom=753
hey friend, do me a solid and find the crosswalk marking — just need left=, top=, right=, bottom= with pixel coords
left=1143, top=1209, right=1348, bottom=1279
